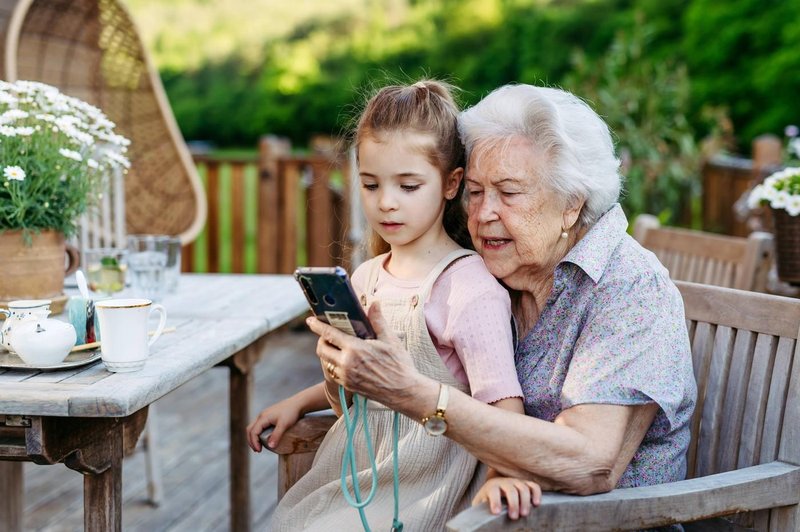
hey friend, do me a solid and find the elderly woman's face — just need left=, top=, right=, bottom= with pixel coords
left=465, top=139, right=573, bottom=290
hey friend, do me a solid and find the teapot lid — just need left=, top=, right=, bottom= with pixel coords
left=13, top=317, right=76, bottom=341
left=8, top=299, right=51, bottom=309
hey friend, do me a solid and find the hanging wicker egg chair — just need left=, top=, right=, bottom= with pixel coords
left=0, top=0, right=206, bottom=244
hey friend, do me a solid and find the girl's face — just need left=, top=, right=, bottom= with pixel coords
left=358, top=131, right=461, bottom=256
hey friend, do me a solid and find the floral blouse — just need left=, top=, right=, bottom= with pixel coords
left=516, top=204, right=697, bottom=487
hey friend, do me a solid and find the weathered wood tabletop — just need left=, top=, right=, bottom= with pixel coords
left=0, top=274, right=307, bottom=532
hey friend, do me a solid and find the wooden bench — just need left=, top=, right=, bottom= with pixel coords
left=633, top=214, right=774, bottom=291
left=264, top=281, right=800, bottom=531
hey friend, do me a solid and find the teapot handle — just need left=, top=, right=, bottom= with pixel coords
left=65, top=244, right=80, bottom=277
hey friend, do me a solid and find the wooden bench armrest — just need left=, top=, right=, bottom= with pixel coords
left=446, top=461, right=800, bottom=531
left=261, top=412, right=337, bottom=456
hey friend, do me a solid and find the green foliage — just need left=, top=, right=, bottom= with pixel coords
left=564, top=21, right=703, bottom=224
left=682, top=0, right=800, bottom=146
left=125, top=0, right=798, bottom=160
left=140, top=0, right=635, bottom=145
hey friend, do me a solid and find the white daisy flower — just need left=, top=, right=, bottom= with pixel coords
left=786, top=196, right=800, bottom=217
left=59, top=148, right=83, bottom=162
left=761, top=186, right=779, bottom=202
left=106, top=132, right=130, bottom=147
left=104, top=150, right=131, bottom=169
left=0, top=92, right=17, bottom=105
left=771, top=190, right=790, bottom=210
left=55, top=115, right=81, bottom=129
left=0, top=125, right=17, bottom=137
left=0, top=109, right=29, bottom=124
left=66, top=128, right=94, bottom=146
left=747, top=184, right=765, bottom=209
left=4, top=165, right=26, bottom=181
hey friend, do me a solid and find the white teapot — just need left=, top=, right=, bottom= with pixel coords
left=11, top=314, right=77, bottom=366
left=0, top=299, right=51, bottom=353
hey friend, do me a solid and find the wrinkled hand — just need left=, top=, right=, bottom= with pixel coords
left=246, top=395, right=303, bottom=453
left=473, top=476, right=542, bottom=520
left=305, top=302, right=416, bottom=404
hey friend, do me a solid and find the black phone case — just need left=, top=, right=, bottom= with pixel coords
left=294, top=266, right=377, bottom=339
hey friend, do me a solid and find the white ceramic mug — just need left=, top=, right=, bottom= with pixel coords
left=95, top=298, right=167, bottom=372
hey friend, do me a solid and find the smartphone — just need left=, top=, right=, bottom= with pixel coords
left=294, top=266, right=377, bottom=339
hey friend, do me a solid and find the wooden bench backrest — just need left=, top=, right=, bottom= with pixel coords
left=677, top=281, right=800, bottom=482
left=634, top=215, right=773, bottom=291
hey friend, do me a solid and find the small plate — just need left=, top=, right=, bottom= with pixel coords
left=0, top=349, right=102, bottom=371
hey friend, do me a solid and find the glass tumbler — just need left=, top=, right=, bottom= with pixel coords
left=126, top=235, right=170, bottom=302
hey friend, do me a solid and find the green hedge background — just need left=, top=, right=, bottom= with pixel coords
left=124, top=0, right=800, bottom=224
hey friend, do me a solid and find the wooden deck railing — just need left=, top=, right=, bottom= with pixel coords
left=185, top=132, right=784, bottom=272
left=701, top=135, right=783, bottom=236
left=185, top=136, right=354, bottom=274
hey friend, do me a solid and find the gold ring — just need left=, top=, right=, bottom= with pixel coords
left=326, top=361, right=338, bottom=380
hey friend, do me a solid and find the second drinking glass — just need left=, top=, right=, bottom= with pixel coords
left=127, top=235, right=170, bottom=302
left=83, top=248, right=128, bottom=298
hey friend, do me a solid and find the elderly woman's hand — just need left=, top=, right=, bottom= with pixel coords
left=305, top=302, right=419, bottom=404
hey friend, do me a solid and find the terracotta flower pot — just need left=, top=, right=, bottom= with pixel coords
left=772, top=207, right=800, bottom=286
left=0, top=230, right=80, bottom=301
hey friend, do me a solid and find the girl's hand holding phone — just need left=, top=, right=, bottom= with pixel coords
left=472, top=476, right=542, bottom=520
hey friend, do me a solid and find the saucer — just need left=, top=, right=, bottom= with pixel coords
left=0, top=348, right=101, bottom=371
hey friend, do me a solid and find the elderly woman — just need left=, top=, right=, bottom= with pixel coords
left=306, top=84, right=697, bottom=511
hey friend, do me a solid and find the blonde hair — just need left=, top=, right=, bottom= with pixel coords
left=355, top=80, right=471, bottom=257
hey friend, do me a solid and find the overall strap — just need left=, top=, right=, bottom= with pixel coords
left=362, top=253, right=389, bottom=304
left=418, top=248, right=477, bottom=301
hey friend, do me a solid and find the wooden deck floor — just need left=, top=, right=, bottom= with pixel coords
left=20, top=327, right=321, bottom=532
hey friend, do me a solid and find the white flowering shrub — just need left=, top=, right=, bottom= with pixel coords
left=0, top=80, right=131, bottom=237
left=748, top=167, right=800, bottom=216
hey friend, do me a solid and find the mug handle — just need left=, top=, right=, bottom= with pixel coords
left=65, top=244, right=80, bottom=277
left=147, top=304, right=168, bottom=347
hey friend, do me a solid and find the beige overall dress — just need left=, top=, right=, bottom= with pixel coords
left=270, top=249, right=485, bottom=531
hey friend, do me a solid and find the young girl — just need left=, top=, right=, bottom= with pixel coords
left=248, top=80, right=536, bottom=530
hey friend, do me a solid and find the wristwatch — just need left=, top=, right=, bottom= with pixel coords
left=422, top=383, right=449, bottom=436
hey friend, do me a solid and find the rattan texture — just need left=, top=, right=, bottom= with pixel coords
left=772, top=207, right=800, bottom=285
left=0, top=0, right=206, bottom=243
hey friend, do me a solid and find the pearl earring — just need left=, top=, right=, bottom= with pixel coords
left=561, top=230, right=568, bottom=239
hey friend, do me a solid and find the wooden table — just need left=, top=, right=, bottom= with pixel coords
left=0, top=274, right=307, bottom=532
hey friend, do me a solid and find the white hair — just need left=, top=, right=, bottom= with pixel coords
left=458, top=84, right=622, bottom=226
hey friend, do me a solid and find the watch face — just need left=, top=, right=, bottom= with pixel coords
left=424, top=416, right=447, bottom=436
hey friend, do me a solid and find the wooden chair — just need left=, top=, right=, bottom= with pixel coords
left=0, top=0, right=209, bottom=506
left=264, top=281, right=800, bottom=531
left=633, top=214, right=773, bottom=291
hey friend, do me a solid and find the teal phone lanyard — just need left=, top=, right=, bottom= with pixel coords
left=339, top=385, right=404, bottom=531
